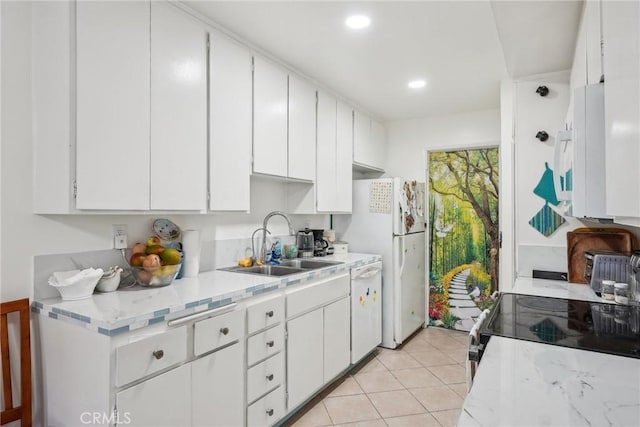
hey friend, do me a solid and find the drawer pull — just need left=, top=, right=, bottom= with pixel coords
left=266, top=340, right=275, bottom=348
left=220, top=327, right=229, bottom=335
left=266, top=374, right=274, bottom=381
left=266, top=310, right=274, bottom=317
left=266, top=409, right=274, bottom=417
left=152, top=350, right=164, bottom=360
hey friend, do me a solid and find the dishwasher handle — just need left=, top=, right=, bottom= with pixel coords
left=353, top=265, right=382, bottom=280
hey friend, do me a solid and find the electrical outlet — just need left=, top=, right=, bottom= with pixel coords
left=112, top=224, right=128, bottom=249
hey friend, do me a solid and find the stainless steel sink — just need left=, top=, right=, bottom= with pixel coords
left=279, top=259, right=343, bottom=270
left=219, top=259, right=343, bottom=276
left=219, top=265, right=307, bottom=276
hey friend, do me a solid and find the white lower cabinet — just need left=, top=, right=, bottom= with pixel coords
left=323, top=297, right=351, bottom=382
left=286, top=273, right=351, bottom=411
left=116, top=364, right=191, bottom=427
left=247, top=386, right=286, bottom=427
left=287, top=308, right=324, bottom=410
left=192, top=342, right=244, bottom=427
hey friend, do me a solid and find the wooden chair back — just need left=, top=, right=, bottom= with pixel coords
left=1, top=298, right=31, bottom=426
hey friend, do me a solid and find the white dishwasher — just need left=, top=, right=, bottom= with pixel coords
left=351, top=261, right=383, bottom=363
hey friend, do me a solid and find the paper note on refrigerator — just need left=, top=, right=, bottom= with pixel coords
left=369, top=181, right=393, bottom=214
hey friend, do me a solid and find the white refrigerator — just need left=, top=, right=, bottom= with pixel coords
left=334, top=178, right=426, bottom=349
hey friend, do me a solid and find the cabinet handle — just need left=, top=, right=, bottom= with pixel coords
left=220, top=327, right=229, bottom=335
left=266, top=310, right=274, bottom=318
left=266, top=409, right=274, bottom=417
left=152, top=350, right=164, bottom=360
left=266, top=340, right=275, bottom=348
left=266, top=374, right=274, bottom=381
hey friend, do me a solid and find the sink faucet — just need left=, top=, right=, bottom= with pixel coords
left=251, top=227, right=270, bottom=265
left=260, top=211, right=295, bottom=263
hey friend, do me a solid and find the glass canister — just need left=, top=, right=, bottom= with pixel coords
left=601, top=280, right=616, bottom=301
left=614, top=283, right=630, bottom=305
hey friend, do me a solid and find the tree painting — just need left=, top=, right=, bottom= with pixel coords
left=428, top=148, right=499, bottom=331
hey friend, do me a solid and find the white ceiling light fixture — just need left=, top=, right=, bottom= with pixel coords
left=408, top=79, right=427, bottom=89
left=345, top=15, right=371, bottom=30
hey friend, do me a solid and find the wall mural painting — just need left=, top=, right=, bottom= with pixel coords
left=428, top=148, right=499, bottom=332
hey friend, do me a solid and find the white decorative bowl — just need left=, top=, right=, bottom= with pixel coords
left=48, top=268, right=103, bottom=300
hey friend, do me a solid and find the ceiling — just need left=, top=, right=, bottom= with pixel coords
left=184, top=1, right=583, bottom=123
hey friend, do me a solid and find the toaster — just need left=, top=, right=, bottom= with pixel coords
left=584, top=250, right=630, bottom=292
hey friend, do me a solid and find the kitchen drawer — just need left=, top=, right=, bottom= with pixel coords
left=247, top=294, right=284, bottom=335
left=116, top=326, right=187, bottom=387
left=194, top=308, right=244, bottom=356
left=247, top=385, right=285, bottom=427
left=247, top=352, right=284, bottom=404
left=286, top=273, right=350, bottom=318
left=247, top=323, right=284, bottom=366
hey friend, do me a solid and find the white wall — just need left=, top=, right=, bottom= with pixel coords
left=0, top=2, right=327, bottom=303
left=384, top=108, right=501, bottom=181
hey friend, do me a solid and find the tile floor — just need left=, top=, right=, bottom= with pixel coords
left=284, top=326, right=469, bottom=427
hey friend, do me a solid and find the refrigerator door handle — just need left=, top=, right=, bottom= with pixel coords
left=399, top=237, right=406, bottom=277
left=354, top=266, right=382, bottom=280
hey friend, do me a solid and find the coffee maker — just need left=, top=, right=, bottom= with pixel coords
left=297, top=229, right=315, bottom=258
left=311, top=229, right=329, bottom=257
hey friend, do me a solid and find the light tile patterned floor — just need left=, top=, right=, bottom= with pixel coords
left=285, top=327, right=468, bottom=427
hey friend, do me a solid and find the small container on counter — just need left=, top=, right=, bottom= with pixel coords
left=614, top=282, right=630, bottom=305
left=601, top=280, right=616, bottom=301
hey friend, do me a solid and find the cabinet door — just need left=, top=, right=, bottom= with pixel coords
left=116, top=364, right=190, bottom=426
left=150, top=2, right=207, bottom=210
left=288, top=75, right=317, bottom=181
left=316, top=91, right=337, bottom=212
left=602, top=1, right=640, bottom=218
left=192, top=342, right=244, bottom=427
left=76, top=1, right=150, bottom=210
left=353, top=110, right=371, bottom=166
left=585, top=0, right=603, bottom=85
left=287, top=309, right=323, bottom=410
left=209, top=31, right=252, bottom=211
left=253, top=57, right=288, bottom=177
left=370, top=120, right=387, bottom=170
left=323, top=296, right=351, bottom=382
left=335, top=101, right=353, bottom=213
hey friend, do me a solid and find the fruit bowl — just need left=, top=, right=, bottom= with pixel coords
left=123, top=249, right=182, bottom=287
left=128, top=263, right=181, bottom=287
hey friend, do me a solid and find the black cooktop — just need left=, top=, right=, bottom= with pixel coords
left=480, top=293, right=640, bottom=359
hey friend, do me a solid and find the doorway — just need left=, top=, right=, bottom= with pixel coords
left=427, top=147, right=499, bottom=331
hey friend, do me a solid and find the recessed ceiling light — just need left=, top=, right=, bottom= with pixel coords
left=408, top=80, right=427, bottom=89
left=345, top=15, right=371, bottom=30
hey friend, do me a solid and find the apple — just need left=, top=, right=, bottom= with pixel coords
left=146, top=236, right=161, bottom=247
left=131, top=243, right=146, bottom=255
left=142, top=254, right=161, bottom=272
left=129, top=252, right=146, bottom=268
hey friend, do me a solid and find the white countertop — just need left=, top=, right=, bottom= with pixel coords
left=32, top=253, right=381, bottom=336
left=457, top=277, right=640, bottom=427
left=457, top=335, right=640, bottom=427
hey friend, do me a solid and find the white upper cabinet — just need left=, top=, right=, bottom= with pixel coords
left=336, top=102, right=353, bottom=213
left=353, top=110, right=386, bottom=171
left=316, top=91, right=338, bottom=212
left=150, top=2, right=207, bottom=211
left=602, top=0, right=640, bottom=222
left=585, top=0, right=603, bottom=85
left=253, top=57, right=288, bottom=177
left=209, top=32, right=253, bottom=211
left=288, top=75, right=317, bottom=182
left=76, top=1, right=151, bottom=210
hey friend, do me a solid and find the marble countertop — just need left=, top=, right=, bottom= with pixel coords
left=32, top=253, right=381, bottom=336
left=457, top=335, right=640, bottom=427
left=512, top=277, right=614, bottom=303
left=457, top=277, right=639, bottom=427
